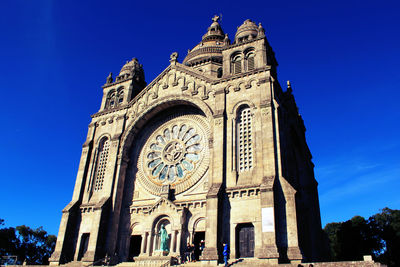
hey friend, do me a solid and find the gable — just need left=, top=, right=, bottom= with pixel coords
left=125, top=63, right=216, bottom=119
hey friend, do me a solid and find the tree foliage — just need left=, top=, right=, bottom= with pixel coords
left=324, top=208, right=400, bottom=267
left=0, top=219, right=56, bottom=265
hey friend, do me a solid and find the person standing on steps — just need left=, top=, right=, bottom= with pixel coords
left=223, top=242, right=229, bottom=266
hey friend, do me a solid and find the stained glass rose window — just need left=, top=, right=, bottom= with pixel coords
left=147, top=124, right=202, bottom=183
left=137, top=115, right=209, bottom=195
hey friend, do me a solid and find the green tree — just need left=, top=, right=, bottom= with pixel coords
left=369, top=208, right=400, bottom=267
left=324, top=216, right=381, bottom=261
left=323, top=222, right=341, bottom=260
left=324, top=208, right=400, bottom=267
left=0, top=219, right=56, bottom=265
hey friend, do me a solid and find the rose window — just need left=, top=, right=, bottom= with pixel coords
left=136, top=114, right=209, bottom=196
left=147, top=124, right=202, bottom=183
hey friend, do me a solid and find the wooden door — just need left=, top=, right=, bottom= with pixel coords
left=237, top=224, right=254, bottom=258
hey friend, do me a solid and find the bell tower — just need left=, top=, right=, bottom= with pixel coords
left=100, top=58, right=146, bottom=111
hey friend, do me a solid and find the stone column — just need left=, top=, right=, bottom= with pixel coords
left=141, top=233, right=147, bottom=255
left=146, top=231, right=152, bottom=256
left=152, top=232, right=158, bottom=254
left=176, top=231, right=181, bottom=255
left=171, top=230, right=176, bottom=253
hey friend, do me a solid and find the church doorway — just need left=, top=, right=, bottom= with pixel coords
left=193, top=231, right=205, bottom=260
left=77, top=233, right=89, bottom=261
left=236, top=223, right=254, bottom=258
left=128, top=235, right=142, bottom=261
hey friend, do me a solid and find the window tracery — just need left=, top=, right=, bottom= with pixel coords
left=93, top=137, right=110, bottom=191
left=237, top=106, right=253, bottom=172
left=106, top=87, right=124, bottom=109
left=146, top=123, right=202, bottom=183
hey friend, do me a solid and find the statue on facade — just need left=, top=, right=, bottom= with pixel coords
left=158, top=224, right=169, bottom=252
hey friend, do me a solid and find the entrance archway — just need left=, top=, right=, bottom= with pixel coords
left=236, top=223, right=254, bottom=258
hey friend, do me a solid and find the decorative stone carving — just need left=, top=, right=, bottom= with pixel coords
left=170, top=52, right=178, bottom=64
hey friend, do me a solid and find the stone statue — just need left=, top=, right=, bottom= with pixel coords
left=170, top=52, right=178, bottom=63
left=158, top=224, right=169, bottom=252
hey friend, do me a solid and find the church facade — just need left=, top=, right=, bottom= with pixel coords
left=50, top=16, right=323, bottom=265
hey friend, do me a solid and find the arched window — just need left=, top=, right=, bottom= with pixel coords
left=93, top=137, right=110, bottom=192
left=231, top=55, right=242, bottom=74
left=246, top=52, right=255, bottom=71
left=117, top=89, right=124, bottom=105
left=236, top=106, right=253, bottom=172
left=106, top=87, right=125, bottom=109
left=244, top=48, right=255, bottom=71
left=106, top=90, right=116, bottom=109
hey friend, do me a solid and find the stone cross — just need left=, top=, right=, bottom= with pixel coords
left=212, top=15, right=220, bottom=22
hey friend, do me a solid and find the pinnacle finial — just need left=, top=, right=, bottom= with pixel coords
left=106, top=72, right=113, bottom=84
left=287, top=80, right=293, bottom=93
left=258, top=23, right=265, bottom=37
left=212, top=15, right=220, bottom=23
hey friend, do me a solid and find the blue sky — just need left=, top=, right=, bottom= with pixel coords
left=0, top=0, right=399, bottom=235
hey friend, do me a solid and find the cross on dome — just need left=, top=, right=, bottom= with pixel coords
left=212, top=15, right=220, bottom=22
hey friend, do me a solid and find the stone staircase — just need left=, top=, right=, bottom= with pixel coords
left=115, top=256, right=175, bottom=267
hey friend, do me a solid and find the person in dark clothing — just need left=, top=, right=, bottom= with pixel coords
left=184, top=243, right=191, bottom=263
left=198, top=240, right=205, bottom=259
left=190, top=243, right=195, bottom=262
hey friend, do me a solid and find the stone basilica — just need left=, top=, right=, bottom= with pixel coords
left=50, top=16, right=324, bottom=266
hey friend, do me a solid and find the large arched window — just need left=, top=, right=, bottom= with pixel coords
left=93, top=137, right=110, bottom=191
left=236, top=106, right=253, bottom=172
left=231, top=54, right=242, bottom=74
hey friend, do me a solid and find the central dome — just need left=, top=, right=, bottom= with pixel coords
left=183, top=15, right=227, bottom=66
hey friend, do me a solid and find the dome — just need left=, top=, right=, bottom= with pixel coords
left=183, top=15, right=228, bottom=66
left=235, top=19, right=258, bottom=41
left=119, top=58, right=140, bottom=75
